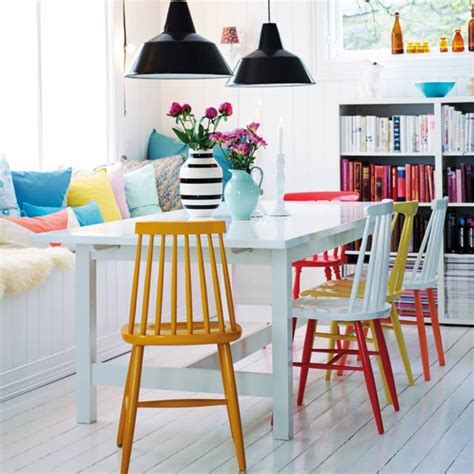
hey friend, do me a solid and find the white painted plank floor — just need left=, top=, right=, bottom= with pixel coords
left=0, top=324, right=472, bottom=473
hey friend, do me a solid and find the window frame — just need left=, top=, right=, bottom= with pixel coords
left=317, top=0, right=473, bottom=77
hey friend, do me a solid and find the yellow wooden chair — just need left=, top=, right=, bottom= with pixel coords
left=296, top=201, right=418, bottom=405
left=117, top=220, right=246, bottom=473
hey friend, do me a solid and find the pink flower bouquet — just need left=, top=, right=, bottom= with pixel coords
left=167, top=102, right=233, bottom=150
left=211, top=122, right=267, bottom=172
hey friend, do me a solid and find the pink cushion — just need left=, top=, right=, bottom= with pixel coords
left=103, top=163, right=130, bottom=219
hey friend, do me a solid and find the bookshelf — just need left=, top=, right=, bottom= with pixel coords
left=339, top=97, right=474, bottom=326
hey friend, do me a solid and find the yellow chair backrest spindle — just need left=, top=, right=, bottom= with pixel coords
left=122, top=220, right=240, bottom=346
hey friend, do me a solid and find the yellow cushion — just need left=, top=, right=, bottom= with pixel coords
left=67, top=169, right=121, bottom=222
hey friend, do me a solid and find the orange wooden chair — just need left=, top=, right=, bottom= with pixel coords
left=117, top=220, right=245, bottom=473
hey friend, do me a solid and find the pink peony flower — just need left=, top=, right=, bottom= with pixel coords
left=167, top=102, right=183, bottom=117
left=205, top=107, right=218, bottom=119
left=219, top=102, right=233, bottom=117
left=182, top=103, right=192, bottom=113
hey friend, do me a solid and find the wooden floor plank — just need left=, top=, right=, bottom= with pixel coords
left=0, top=325, right=472, bottom=474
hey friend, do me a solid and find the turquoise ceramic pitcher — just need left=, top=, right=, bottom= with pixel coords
left=224, top=168, right=263, bottom=220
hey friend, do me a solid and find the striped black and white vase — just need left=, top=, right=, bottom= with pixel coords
left=180, top=148, right=223, bottom=218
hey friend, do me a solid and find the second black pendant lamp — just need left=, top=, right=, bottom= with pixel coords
left=227, top=0, right=315, bottom=87
left=125, top=0, right=232, bottom=79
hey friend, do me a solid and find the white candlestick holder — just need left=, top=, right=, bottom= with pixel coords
left=269, top=152, right=289, bottom=217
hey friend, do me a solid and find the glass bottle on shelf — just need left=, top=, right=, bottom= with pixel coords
left=452, top=28, right=465, bottom=52
left=469, top=4, right=474, bottom=51
left=422, top=41, right=430, bottom=53
left=439, top=36, right=449, bottom=52
left=391, top=12, right=404, bottom=54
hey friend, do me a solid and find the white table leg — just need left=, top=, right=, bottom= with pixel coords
left=75, top=245, right=97, bottom=423
left=271, top=249, right=293, bottom=440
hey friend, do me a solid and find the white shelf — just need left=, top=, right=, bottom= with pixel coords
left=447, top=202, right=474, bottom=207
left=341, top=152, right=434, bottom=157
left=443, top=152, right=474, bottom=157
left=445, top=253, right=474, bottom=259
left=339, top=96, right=474, bottom=106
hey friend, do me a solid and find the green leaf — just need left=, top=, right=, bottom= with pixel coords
left=172, top=127, right=190, bottom=144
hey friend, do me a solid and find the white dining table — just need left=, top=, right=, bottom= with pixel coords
left=33, top=200, right=370, bottom=440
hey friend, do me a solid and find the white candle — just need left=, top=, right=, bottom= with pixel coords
left=256, top=97, right=263, bottom=124
left=277, top=118, right=283, bottom=155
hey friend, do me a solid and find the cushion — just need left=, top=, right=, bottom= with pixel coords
left=23, top=201, right=104, bottom=227
left=0, top=208, right=79, bottom=248
left=121, top=155, right=185, bottom=212
left=12, top=167, right=72, bottom=212
left=0, top=154, right=21, bottom=217
left=100, top=163, right=130, bottom=219
left=67, top=169, right=121, bottom=222
left=123, top=164, right=161, bottom=218
left=147, top=129, right=188, bottom=160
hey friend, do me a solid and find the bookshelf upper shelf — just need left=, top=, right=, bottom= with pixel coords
left=341, top=152, right=434, bottom=157
left=339, top=96, right=474, bottom=106
left=443, top=152, right=474, bottom=157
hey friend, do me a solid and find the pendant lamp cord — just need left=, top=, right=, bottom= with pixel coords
left=122, top=0, right=127, bottom=117
left=267, top=0, right=271, bottom=22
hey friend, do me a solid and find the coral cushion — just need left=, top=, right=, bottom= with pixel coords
left=67, top=169, right=121, bottom=222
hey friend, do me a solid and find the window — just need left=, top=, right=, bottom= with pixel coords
left=329, top=0, right=471, bottom=58
left=0, top=0, right=110, bottom=171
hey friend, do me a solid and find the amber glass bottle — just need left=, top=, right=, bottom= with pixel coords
left=469, top=4, right=474, bottom=51
left=391, top=12, right=404, bottom=54
left=439, top=36, right=449, bottom=52
left=452, top=29, right=465, bottom=52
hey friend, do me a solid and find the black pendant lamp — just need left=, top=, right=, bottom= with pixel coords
left=125, top=0, right=232, bottom=80
left=227, top=0, right=314, bottom=87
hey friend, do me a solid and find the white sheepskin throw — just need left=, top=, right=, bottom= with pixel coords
left=0, top=247, right=75, bottom=299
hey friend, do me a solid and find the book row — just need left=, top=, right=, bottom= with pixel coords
left=442, top=106, right=474, bottom=153
left=446, top=213, right=474, bottom=254
left=341, top=159, right=435, bottom=203
left=340, top=114, right=435, bottom=153
left=444, top=164, right=474, bottom=203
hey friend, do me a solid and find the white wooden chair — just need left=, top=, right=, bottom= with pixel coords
left=293, top=200, right=399, bottom=434
left=401, top=197, right=449, bottom=381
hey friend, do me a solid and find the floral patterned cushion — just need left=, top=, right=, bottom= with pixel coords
left=121, top=155, right=184, bottom=212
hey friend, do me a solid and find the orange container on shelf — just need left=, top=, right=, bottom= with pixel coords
left=469, top=4, right=474, bottom=51
left=391, top=12, right=404, bottom=54
left=452, top=28, right=465, bottom=52
left=439, top=36, right=449, bottom=53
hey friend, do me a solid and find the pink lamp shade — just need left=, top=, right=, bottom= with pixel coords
left=221, top=26, right=239, bottom=45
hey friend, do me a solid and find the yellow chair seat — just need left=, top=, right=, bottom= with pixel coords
left=300, top=275, right=401, bottom=303
left=121, top=321, right=242, bottom=346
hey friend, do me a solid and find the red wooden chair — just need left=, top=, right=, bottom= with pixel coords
left=283, top=191, right=359, bottom=335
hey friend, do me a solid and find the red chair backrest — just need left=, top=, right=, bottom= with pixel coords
left=284, top=191, right=359, bottom=202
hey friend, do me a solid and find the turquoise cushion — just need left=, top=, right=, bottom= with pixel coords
left=0, top=154, right=21, bottom=217
left=123, top=164, right=162, bottom=217
left=12, top=168, right=72, bottom=213
left=147, top=129, right=188, bottom=160
left=23, top=201, right=104, bottom=227
left=147, top=130, right=231, bottom=185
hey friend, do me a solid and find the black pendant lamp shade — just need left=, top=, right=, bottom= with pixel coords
left=227, top=23, right=314, bottom=87
left=125, top=0, right=232, bottom=79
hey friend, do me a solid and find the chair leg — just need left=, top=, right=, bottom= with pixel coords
left=354, top=321, right=384, bottom=435
left=333, top=265, right=342, bottom=280
left=324, top=266, right=332, bottom=281
left=414, top=290, right=431, bottom=381
left=372, top=320, right=399, bottom=411
left=120, top=345, right=144, bottom=474
left=117, top=348, right=135, bottom=447
left=218, top=344, right=235, bottom=442
left=325, top=321, right=338, bottom=381
left=219, top=343, right=246, bottom=472
left=291, top=317, right=298, bottom=341
left=336, top=324, right=353, bottom=376
left=297, top=319, right=317, bottom=406
left=368, top=321, right=392, bottom=405
left=427, top=288, right=445, bottom=366
left=390, top=304, right=415, bottom=386
left=293, top=266, right=302, bottom=299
